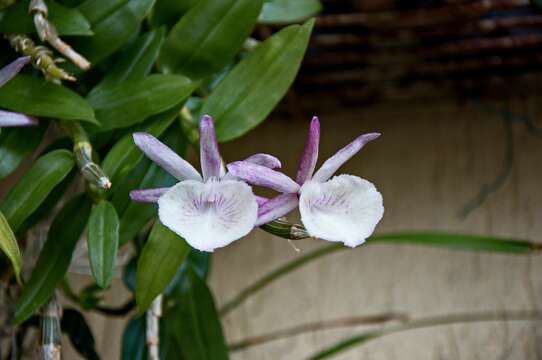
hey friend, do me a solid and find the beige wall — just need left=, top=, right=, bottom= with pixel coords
left=65, top=98, right=542, bottom=359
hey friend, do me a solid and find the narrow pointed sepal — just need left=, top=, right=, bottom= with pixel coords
left=0, top=110, right=38, bottom=127
left=199, top=115, right=221, bottom=181
left=227, top=161, right=300, bottom=194
left=0, top=56, right=30, bottom=87
left=255, top=193, right=299, bottom=226
left=243, top=153, right=282, bottom=169
left=296, top=116, right=320, bottom=184
left=129, top=188, right=170, bottom=203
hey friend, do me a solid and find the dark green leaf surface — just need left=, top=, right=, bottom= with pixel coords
left=159, top=0, right=262, bottom=79
left=74, top=0, right=156, bottom=64
left=0, top=75, right=96, bottom=124
left=0, top=150, right=74, bottom=232
left=102, top=108, right=178, bottom=185
left=259, top=0, right=321, bottom=24
left=15, top=195, right=91, bottom=324
left=0, top=126, right=45, bottom=179
left=61, top=309, right=100, bottom=360
left=0, top=211, right=22, bottom=283
left=0, top=0, right=92, bottom=35
left=87, top=74, right=196, bottom=131
left=202, top=19, right=314, bottom=141
left=164, top=267, right=229, bottom=360
left=88, top=200, right=119, bottom=288
left=121, top=317, right=146, bottom=360
left=149, top=0, right=198, bottom=28
left=136, top=221, right=190, bottom=311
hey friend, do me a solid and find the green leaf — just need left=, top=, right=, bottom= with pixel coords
left=202, top=19, right=314, bottom=141
left=88, top=200, right=119, bottom=288
left=74, top=0, right=156, bottom=64
left=164, top=266, right=229, bottom=360
left=61, top=309, right=100, bottom=360
left=102, top=108, right=178, bottom=185
left=0, top=126, right=45, bottom=179
left=0, top=150, right=74, bottom=232
left=90, top=28, right=166, bottom=93
left=159, top=0, right=262, bottom=79
left=136, top=221, right=190, bottom=312
left=0, top=211, right=22, bottom=283
left=0, top=0, right=93, bottom=35
left=0, top=75, right=97, bottom=124
left=15, top=195, right=91, bottom=324
left=87, top=74, right=196, bottom=131
left=259, top=0, right=321, bottom=24
left=121, top=317, right=146, bottom=360
left=148, top=0, right=198, bottom=28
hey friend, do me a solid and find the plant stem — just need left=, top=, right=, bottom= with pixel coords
left=260, top=219, right=310, bottom=240
left=146, top=295, right=162, bottom=360
left=40, top=295, right=61, bottom=360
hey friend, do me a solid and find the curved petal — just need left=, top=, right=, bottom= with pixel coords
left=256, top=193, right=299, bottom=226
left=299, top=175, right=384, bottom=247
left=129, top=187, right=170, bottom=202
left=312, top=133, right=380, bottom=183
left=199, top=115, right=221, bottom=180
left=0, top=110, right=38, bottom=127
left=133, top=132, right=201, bottom=181
left=243, top=153, right=282, bottom=169
left=227, top=161, right=300, bottom=194
left=158, top=179, right=258, bottom=252
left=255, top=195, right=269, bottom=206
left=296, top=116, right=320, bottom=184
left=0, top=57, right=30, bottom=87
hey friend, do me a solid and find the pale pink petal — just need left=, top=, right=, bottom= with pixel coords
left=0, top=110, right=38, bottom=127
left=129, top=187, right=170, bottom=202
left=255, top=193, right=299, bottom=226
left=295, top=116, right=320, bottom=184
left=199, top=115, right=221, bottom=180
left=243, top=153, right=282, bottom=169
left=227, top=161, right=300, bottom=194
left=0, top=57, right=30, bottom=87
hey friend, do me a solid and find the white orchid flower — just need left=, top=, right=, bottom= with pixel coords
left=227, top=116, right=384, bottom=248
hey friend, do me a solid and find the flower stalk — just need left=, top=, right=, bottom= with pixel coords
left=146, top=295, right=162, bottom=360
left=260, top=218, right=310, bottom=240
left=40, top=295, right=61, bottom=360
left=61, top=122, right=111, bottom=189
left=29, top=0, right=90, bottom=71
left=5, top=33, right=75, bottom=82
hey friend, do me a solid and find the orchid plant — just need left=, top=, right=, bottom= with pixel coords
left=0, top=57, right=38, bottom=128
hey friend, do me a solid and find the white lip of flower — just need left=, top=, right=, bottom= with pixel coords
left=129, top=115, right=281, bottom=252
left=227, top=116, right=384, bottom=248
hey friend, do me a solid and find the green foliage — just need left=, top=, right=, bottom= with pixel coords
left=0, top=211, right=22, bottom=283
left=259, top=0, right=322, bottom=24
left=0, top=125, right=45, bottom=178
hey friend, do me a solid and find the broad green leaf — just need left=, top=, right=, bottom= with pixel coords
left=0, top=125, right=45, bottom=178
left=88, top=200, right=119, bottom=288
left=164, top=266, right=229, bottom=360
left=149, top=0, right=198, bottom=28
left=102, top=108, right=178, bottom=185
left=159, top=0, right=262, bottom=79
left=121, top=317, right=146, bottom=360
left=163, top=249, right=210, bottom=297
left=90, top=28, right=166, bottom=94
left=0, top=150, right=74, bottom=232
left=0, top=211, right=22, bottom=283
left=0, top=0, right=93, bottom=35
left=61, top=309, right=100, bottom=360
left=202, top=19, right=314, bottom=141
left=259, top=0, right=321, bottom=24
left=73, top=0, right=156, bottom=64
left=15, top=195, right=91, bottom=324
left=136, top=221, right=190, bottom=311
left=0, top=75, right=97, bottom=124
left=87, top=74, right=196, bottom=131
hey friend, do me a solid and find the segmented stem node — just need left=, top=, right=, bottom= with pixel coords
left=41, top=295, right=61, bottom=360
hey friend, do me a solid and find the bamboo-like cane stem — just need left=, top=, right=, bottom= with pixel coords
left=146, top=295, right=162, bottom=360
left=40, top=295, right=61, bottom=360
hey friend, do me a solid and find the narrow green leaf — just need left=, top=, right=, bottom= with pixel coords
left=121, top=317, right=146, bottom=360
left=0, top=75, right=97, bottom=124
left=149, top=0, right=198, bottom=28
left=87, top=74, right=196, bottom=131
left=0, top=126, right=45, bottom=179
left=78, top=0, right=126, bottom=24
left=259, top=0, right=322, bottom=24
left=165, top=267, right=229, bottom=360
left=0, top=150, right=74, bottom=232
left=61, top=309, right=100, bottom=360
left=88, top=200, right=119, bottom=288
left=90, top=28, right=166, bottom=93
left=0, top=211, right=22, bottom=283
left=73, top=0, right=156, bottom=64
left=15, top=195, right=91, bottom=324
left=136, top=221, right=190, bottom=311
left=0, top=0, right=93, bottom=35
left=102, top=108, right=178, bottom=185
left=159, top=0, right=262, bottom=79
left=202, top=19, right=314, bottom=141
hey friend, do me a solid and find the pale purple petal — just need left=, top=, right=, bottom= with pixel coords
left=0, top=57, right=30, bottom=87
left=158, top=179, right=258, bottom=252
left=243, top=153, right=281, bottom=169
left=199, top=115, right=221, bottom=181
left=133, top=132, right=202, bottom=181
left=129, top=187, right=170, bottom=203
left=255, top=193, right=299, bottom=226
left=0, top=110, right=38, bottom=127
left=296, top=116, right=320, bottom=184
left=312, top=133, right=381, bottom=183
left=299, top=175, right=384, bottom=247
left=255, top=195, right=269, bottom=206
left=227, top=161, right=300, bottom=194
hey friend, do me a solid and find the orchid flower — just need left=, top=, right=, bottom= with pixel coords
left=0, top=57, right=39, bottom=128
left=228, top=116, right=384, bottom=248
left=129, top=115, right=281, bottom=252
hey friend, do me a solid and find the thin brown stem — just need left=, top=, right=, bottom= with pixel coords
left=146, top=295, right=162, bottom=360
